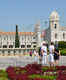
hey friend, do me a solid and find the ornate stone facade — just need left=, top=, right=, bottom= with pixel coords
left=44, top=11, right=66, bottom=44
left=0, top=22, right=41, bottom=55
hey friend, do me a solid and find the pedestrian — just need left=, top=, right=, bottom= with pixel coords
left=29, top=51, right=32, bottom=57
left=49, top=42, right=54, bottom=67
left=41, top=41, right=47, bottom=65
left=38, top=47, right=43, bottom=65
left=54, top=47, right=60, bottom=66
left=34, top=50, right=39, bottom=64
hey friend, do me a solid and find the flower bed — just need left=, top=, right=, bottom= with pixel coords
left=0, top=64, right=66, bottom=80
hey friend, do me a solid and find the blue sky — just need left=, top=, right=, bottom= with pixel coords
left=0, top=0, right=66, bottom=32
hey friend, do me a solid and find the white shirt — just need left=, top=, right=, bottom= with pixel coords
left=49, top=45, right=54, bottom=54
left=41, top=45, right=47, bottom=55
left=34, top=50, right=38, bottom=56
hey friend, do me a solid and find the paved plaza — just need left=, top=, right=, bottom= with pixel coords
left=0, top=56, right=66, bottom=69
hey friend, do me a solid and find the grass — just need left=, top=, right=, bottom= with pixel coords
left=29, top=74, right=57, bottom=80
left=0, top=70, right=8, bottom=80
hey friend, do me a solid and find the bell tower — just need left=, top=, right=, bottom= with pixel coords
left=49, top=10, right=60, bottom=43
left=49, top=10, right=59, bottom=30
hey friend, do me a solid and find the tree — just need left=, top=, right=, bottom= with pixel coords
left=15, top=25, right=20, bottom=48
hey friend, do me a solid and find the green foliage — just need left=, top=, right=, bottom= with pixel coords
left=0, top=70, right=8, bottom=77
left=0, top=70, right=8, bottom=80
left=15, top=25, right=20, bottom=48
left=0, top=77, right=8, bottom=80
left=42, top=67, right=48, bottom=72
left=58, top=41, right=66, bottom=55
left=60, top=49, right=66, bottom=56
left=58, top=41, right=66, bottom=49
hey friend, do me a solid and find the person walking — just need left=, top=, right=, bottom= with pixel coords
left=38, top=47, right=43, bottom=65
left=41, top=41, right=47, bottom=65
left=29, top=51, right=32, bottom=57
left=34, top=50, right=39, bottom=64
left=54, top=47, right=60, bottom=66
left=49, top=42, right=55, bottom=67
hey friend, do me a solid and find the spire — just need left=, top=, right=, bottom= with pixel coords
left=50, top=10, right=59, bottom=21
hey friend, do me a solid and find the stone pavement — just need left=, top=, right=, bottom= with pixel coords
left=0, top=56, right=66, bottom=69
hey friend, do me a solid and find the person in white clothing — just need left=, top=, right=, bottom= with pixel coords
left=49, top=42, right=54, bottom=67
left=34, top=50, right=39, bottom=64
left=41, top=41, right=47, bottom=65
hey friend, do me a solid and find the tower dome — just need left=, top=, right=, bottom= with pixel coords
left=50, top=10, right=59, bottom=21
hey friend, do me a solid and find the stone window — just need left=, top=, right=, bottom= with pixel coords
left=28, top=36, right=30, bottom=40
left=19, top=50, right=21, bottom=53
left=10, top=36, right=11, bottom=40
left=21, top=45, right=25, bottom=48
left=3, top=45, right=7, bottom=48
left=27, top=45, right=31, bottom=48
left=33, top=45, right=36, bottom=48
left=55, top=24, right=57, bottom=29
left=4, top=37, right=6, bottom=40
left=7, top=35, right=8, bottom=40
left=55, top=33, right=57, bottom=39
left=33, top=36, right=36, bottom=39
left=9, top=45, right=13, bottom=48
left=22, top=37, right=23, bottom=40
left=63, top=33, right=65, bottom=39
left=0, top=46, right=1, bottom=48
left=33, top=42, right=37, bottom=44
left=0, top=35, right=1, bottom=40
left=8, top=50, right=10, bottom=53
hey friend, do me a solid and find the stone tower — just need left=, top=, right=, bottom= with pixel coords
left=49, top=10, right=60, bottom=42
left=35, top=21, right=41, bottom=47
left=49, top=10, right=59, bottom=30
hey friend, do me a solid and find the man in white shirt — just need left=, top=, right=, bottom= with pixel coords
left=41, top=41, right=47, bottom=65
left=49, top=42, right=54, bottom=67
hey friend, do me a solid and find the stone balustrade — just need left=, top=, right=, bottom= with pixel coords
left=0, top=48, right=34, bottom=56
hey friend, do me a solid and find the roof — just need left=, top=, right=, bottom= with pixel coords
left=60, top=26, right=66, bottom=31
left=0, top=31, right=44, bottom=38
left=0, top=32, right=35, bottom=35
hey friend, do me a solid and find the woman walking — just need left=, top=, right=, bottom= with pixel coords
left=54, top=48, right=60, bottom=66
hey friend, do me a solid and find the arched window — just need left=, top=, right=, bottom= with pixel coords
left=55, top=33, right=57, bottom=39
left=27, top=45, right=31, bottom=48
left=63, top=33, right=65, bottom=39
left=33, top=45, right=36, bottom=48
left=21, top=45, right=25, bottom=48
left=55, top=24, right=57, bottom=29
left=33, top=36, right=36, bottom=39
left=0, top=35, right=1, bottom=41
left=9, top=45, right=13, bottom=48
left=3, top=45, right=7, bottom=48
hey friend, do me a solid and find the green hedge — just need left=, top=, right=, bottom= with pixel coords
left=58, top=41, right=66, bottom=49
left=60, top=49, right=66, bottom=56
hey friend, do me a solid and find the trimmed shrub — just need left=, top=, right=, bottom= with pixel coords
left=60, top=49, right=66, bottom=56
left=58, top=41, right=66, bottom=49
